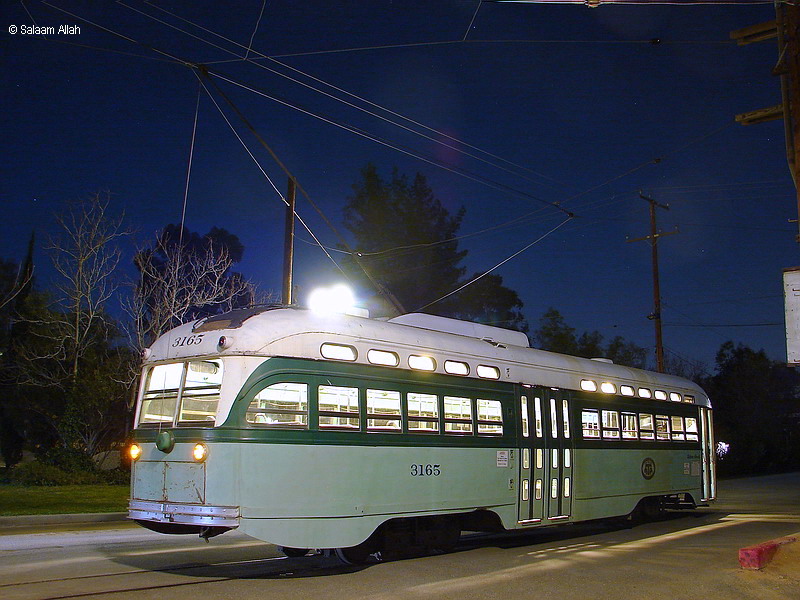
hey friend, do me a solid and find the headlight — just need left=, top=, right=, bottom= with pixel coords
left=129, top=443, right=142, bottom=462
left=192, top=443, right=208, bottom=462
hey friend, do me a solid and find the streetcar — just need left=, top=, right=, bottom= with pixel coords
left=127, top=304, right=715, bottom=562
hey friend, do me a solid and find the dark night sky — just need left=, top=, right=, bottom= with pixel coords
left=2, top=0, right=797, bottom=372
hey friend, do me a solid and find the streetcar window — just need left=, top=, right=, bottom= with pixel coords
left=638, top=388, right=652, bottom=399
left=408, top=392, right=439, bottom=432
left=639, top=413, right=655, bottom=440
left=444, top=360, right=469, bottom=375
left=655, top=415, right=670, bottom=440
left=536, top=449, right=543, bottom=469
left=684, top=395, right=695, bottom=404
left=671, top=416, right=686, bottom=441
left=367, top=349, right=399, bottom=367
left=140, top=363, right=184, bottom=424
left=320, top=343, right=357, bottom=361
left=580, top=380, right=597, bottom=392
left=620, top=385, right=635, bottom=397
left=685, top=417, right=699, bottom=441
left=366, top=389, right=401, bottom=431
left=535, top=479, right=543, bottom=500
left=582, top=409, right=600, bottom=438
left=247, top=382, right=308, bottom=428
left=564, top=477, right=571, bottom=498
left=622, top=413, right=638, bottom=440
left=564, top=448, right=571, bottom=468
left=562, top=399, right=570, bottom=438
left=477, top=399, right=504, bottom=434
left=477, top=365, right=500, bottom=380
left=444, top=396, right=473, bottom=434
left=520, top=396, right=530, bottom=438
left=534, top=397, right=544, bottom=438
left=670, top=392, right=682, bottom=403
left=600, top=382, right=616, bottom=394
left=549, top=398, right=558, bottom=439
left=318, top=385, right=360, bottom=429
left=409, top=355, right=436, bottom=371
left=602, top=410, right=620, bottom=439
left=178, top=360, right=224, bottom=423
left=654, top=390, right=668, bottom=401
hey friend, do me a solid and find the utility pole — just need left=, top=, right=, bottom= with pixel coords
left=731, top=1, right=800, bottom=241
left=282, top=177, right=296, bottom=305
left=627, top=192, right=678, bottom=373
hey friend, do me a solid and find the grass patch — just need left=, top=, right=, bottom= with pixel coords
left=0, top=484, right=129, bottom=516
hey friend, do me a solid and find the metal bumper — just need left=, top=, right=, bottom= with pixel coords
left=128, top=499, right=240, bottom=528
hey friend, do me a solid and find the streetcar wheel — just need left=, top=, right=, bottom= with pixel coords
left=335, top=541, right=378, bottom=565
left=279, top=546, right=309, bottom=558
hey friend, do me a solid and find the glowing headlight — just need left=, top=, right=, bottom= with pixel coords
left=192, top=443, right=208, bottom=462
left=129, top=443, right=142, bottom=462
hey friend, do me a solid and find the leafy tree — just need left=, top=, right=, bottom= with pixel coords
left=605, top=336, right=647, bottom=370
left=702, top=341, right=800, bottom=475
left=532, top=307, right=648, bottom=368
left=532, top=308, right=578, bottom=355
left=342, top=164, right=526, bottom=331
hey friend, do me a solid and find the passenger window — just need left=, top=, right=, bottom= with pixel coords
left=408, top=392, right=439, bottom=432
left=549, top=398, right=558, bottom=439
left=444, top=396, right=473, bottom=434
left=318, top=385, right=360, bottom=429
left=602, top=410, right=620, bottom=439
left=581, top=409, right=600, bottom=438
left=562, top=399, right=570, bottom=438
left=247, top=382, right=308, bottom=428
left=685, top=417, right=699, bottom=441
left=366, top=389, right=401, bottom=431
left=655, top=415, right=670, bottom=440
left=622, top=412, right=638, bottom=440
left=534, top=397, right=543, bottom=438
left=520, top=396, right=529, bottom=438
left=477, top=399, right=504, bottom=435
left=671, top=416, right=686, bottom=440
left=639, top=413, right=654, bottom=440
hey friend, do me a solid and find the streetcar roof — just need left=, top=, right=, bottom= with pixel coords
left=146, top=307, right=710, bottom=407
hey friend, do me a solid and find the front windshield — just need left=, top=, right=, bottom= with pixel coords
left=138, top=359, right=224, bottom=426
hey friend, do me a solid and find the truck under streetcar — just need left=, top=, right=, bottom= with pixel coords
left=128, top=306, right=715, bottom=563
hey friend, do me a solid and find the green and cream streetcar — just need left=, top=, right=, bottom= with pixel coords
left=128, top=305, right=715, bottom=562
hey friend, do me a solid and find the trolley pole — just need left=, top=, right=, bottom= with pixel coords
left=627, top=192, right=678, bottom=373
left=282, top=177, right=296, bottom=306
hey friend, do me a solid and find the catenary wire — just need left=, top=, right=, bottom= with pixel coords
left=415, top=215, right=573, bottom=311
left=131, top=1, right=570, bottom=193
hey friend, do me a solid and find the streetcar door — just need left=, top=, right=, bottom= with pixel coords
left=517, top=389, right=546, bottom=524
left=543, top=390, right=573, bottom=521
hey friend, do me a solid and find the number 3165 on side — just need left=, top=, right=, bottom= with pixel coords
left=410, top=464, right=441, bottom=477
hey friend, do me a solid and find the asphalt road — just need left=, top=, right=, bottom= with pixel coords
left=1, top=473, right=798, bottom=600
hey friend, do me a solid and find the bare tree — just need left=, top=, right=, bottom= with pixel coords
left=125, top=235, right=256, bottom=354
left=16, top=193, right=130, bottom=388
left=11, top=193, right=133, bottom=458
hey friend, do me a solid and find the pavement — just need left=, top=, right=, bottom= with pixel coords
left=0, top=512, right=128, bottom=529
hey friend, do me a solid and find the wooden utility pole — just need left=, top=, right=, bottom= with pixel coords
left=731, top=2, right=800, bottom=240
left=627, top=193, right=678, bottom=373
left=282, top=177, right=296, bottom=305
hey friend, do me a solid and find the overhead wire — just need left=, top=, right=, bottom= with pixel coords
left=203, top=67, right=573, bottom=216
left=415, top=215, right=573, bottom=311
left=133, top=0, right=571, bottom=193
left=192, top=70, right=348, bottom=279
left=178, top=82, right=201, bottom=247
